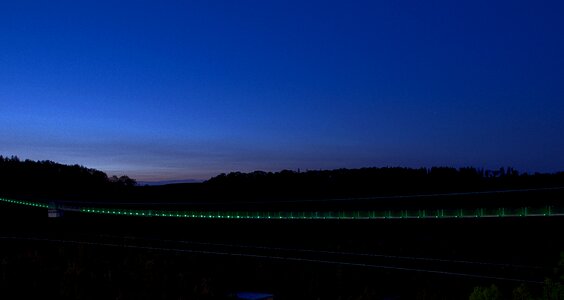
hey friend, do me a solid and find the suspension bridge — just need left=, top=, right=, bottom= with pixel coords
left=1, top=186, right=563, bottom=220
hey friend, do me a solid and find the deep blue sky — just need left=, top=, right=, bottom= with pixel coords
left=1, top=0, right=563, bottom=181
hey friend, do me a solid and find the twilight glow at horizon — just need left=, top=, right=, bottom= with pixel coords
left=1, top=0, right=563, bottom=181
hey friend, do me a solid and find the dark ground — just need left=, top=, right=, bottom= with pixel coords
left=0, top=203, right=561, bottom=299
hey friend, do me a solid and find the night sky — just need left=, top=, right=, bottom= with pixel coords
left=1, top=1, right=563, bottom=181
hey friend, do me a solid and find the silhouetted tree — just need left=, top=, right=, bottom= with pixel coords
left=512, top=284, right=534, bottom=300
left=117, top=175, right=137, bottom=187
left=0, top=156, right=134, bottom=201
left=469, top=284, right=502, bottom=300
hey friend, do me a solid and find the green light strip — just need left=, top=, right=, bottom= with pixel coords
left=0, top=197, right=49, bottom=208
left=77, top=206, right=560, bottom=220
left=0, top=197, right=561, bottom=220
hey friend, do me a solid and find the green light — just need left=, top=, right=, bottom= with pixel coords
left=1, top=196, right=562, bottom=220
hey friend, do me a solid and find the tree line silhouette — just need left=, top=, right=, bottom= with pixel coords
left=1, top=155, right=564, bottom=204
left=199, top=166, right=564, bottom=203
left=0, top=155, right=136, bottom=201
